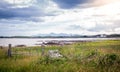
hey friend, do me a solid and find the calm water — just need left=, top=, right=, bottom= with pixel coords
left=0, top=38, right=119, bottom=46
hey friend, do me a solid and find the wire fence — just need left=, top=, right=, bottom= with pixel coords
left=7, top=44, right=45, bottom=57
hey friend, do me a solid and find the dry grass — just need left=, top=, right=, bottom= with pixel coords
left=0, top=40, right=120, bottom=72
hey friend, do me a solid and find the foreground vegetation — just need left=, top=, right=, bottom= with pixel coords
left=0, top=40, right=120, bottom=72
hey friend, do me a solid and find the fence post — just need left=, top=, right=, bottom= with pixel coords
left=41, top=43, right=45, bottom=56
left=8, top=44, right=12, bottom=57
left=0, top=46, right=3, bottom=49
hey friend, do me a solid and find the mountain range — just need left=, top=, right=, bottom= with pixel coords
left=0, top=33, right=120, bottom=38
left=35, top=33, right=79, bottom=37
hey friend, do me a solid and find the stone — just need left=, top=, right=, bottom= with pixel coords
left=48, top=50, right=63, bottom=58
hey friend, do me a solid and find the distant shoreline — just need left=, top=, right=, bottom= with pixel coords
left=0, top=34, right=120, bottom=38
left=0, top=37, right=120, bottom=39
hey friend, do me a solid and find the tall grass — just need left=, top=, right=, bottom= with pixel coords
left=0, top=40, right=120, bottom=72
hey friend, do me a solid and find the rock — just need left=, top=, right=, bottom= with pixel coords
left=48, top=50, right=63, bottom=58
left=45, top=41, right=61, bottom=45
left=15, top=45, right=26, bottom=47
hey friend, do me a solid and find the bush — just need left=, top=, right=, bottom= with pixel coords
left=98, top=54, right=120, bottom=67
left=37, top=56, right=67, bottom=65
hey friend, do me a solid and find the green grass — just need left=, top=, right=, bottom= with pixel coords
left=0, top=40, right=120, bottom=72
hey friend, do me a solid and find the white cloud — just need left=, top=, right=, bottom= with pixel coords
left=42, top=0, right=120, bottom=35
left=92, top=0, right=120, bottom=6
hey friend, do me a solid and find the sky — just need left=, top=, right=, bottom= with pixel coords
left=0, top=0, right=120, bottom=36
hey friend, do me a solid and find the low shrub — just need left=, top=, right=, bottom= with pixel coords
left=98, top=54, right=120, bottom=67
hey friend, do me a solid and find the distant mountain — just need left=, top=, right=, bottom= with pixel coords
left=35, top=33, right=79, bottom=37
left=0, top=34, right=120, bottom=38
left=107, top=34, right=120, bottom=38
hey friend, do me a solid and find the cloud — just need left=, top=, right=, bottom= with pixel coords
left=92, top=0, right=120, bottom=6
left=43, top=1, right=120, bottom=35
left=0, top=0, right=120, bottom=36
left=0, top=0, right=53, bottom=22
left=0, top=7, right=46, bottom=22
left=52, top=0, right=91, bottom=9
left=52, top=0, right=120, bottom=9
left=0, top=0, right=12, bottom=8
left=67, top=25, right=82, bottom=30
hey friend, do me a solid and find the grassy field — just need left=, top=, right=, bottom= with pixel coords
left=0, top=40, right=120, bottom=72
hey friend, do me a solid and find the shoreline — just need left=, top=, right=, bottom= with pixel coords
left=0, top=38, right=120, bottom=47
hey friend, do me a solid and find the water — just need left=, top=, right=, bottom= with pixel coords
left=0, top=38, right=119, bottom=46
